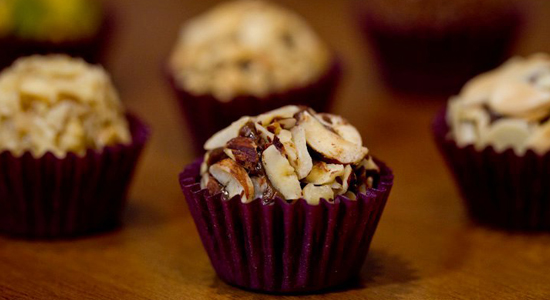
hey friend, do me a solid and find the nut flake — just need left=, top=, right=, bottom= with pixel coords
left=305, top=161, right=345, bottom=185
left=209, top=158, right=255, bottom=203
left=303, top=183, right=334, bottom=205
left=200, top=105, right=378, bottom=205
left=262, top=145, right=302, bottom=200
left=0, top=55, right=131, bottom=157
left=297, top=111, right=368, bottom=164
left=317, top=113, right=363, bottom=146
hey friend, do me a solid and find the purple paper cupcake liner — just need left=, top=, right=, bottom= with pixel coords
left=355, top=3, right=522, bottom=94
left=179, top=158, right=393, bottom=293
left=433, top=108, right=550, bottom=231
left=0, top=114, right=149, bottom=239
left=166, top=59, right=342, bottom=154
left=0, top=7, right=114, bottom=70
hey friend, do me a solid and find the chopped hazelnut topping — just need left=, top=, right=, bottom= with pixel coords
left=0, top=55, right=130, bottom=158
left=169, top=0, right=331, bottom=101
left=200, top=105, right=379, bottom=205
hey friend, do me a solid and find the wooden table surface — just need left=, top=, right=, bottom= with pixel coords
left=2, top=0, right=550, bottom=299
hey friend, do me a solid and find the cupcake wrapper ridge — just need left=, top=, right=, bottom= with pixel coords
left=179, top=158, right=393, bottom=293
left=0, top=114, right=150, bottom=239
left=433, top=108, right=550, bottom=231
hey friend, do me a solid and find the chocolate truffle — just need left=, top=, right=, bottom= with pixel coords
left=179, top=105, right=393, bottom=292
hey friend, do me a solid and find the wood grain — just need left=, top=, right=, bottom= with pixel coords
left=1, top=0, right=550, bottom=299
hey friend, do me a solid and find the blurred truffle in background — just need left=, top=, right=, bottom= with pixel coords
left=0, top=0, right=110, bottom=69
left=356, top=0, right=524, bottom=95
left=166, top=0, right=342, bottom=154
left=0, top=54, right=149, bottom=238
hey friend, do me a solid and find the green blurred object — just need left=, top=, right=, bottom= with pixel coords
left=1, top=0, right=102, bottom=42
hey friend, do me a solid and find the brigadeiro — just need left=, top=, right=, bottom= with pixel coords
left=179, top=105, right=393, bottom=293
left=0, top=55, right=149, bottom=238
left=433, top=53, right=550, bottom=230
left=166, top=0, right=341, bottom=153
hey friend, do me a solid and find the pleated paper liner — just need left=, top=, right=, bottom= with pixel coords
left=433, top=108, right=550, bottom=231
left=0, top=6, right=114, bottom=70
left=166, top=58, right=342, bottom=154
left=0, top=114, right=150, bottom=239
left=179, top=158, right=393, bottom=293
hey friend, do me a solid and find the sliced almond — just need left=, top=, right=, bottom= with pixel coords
left=361, top=156, right=380, bottom=172
left=450, top=103, right=489, bottom=147
left=334, top=124, right=363, bottom=146
left=329, top=181, right=342, bottom=190
left=251, top=176, right=267, bottom=201
left=290, top=125, right=313, bottom=179
left=277, top=129, right=299, bottom=164
left=200, top=173, right=209, bottom=189
left=223, top=148, right=236, bottom=161
left=277, top=129, right=293, bottom=143
left=454, top=122, right=479, bottom=147
left=526, top=122, right=550, bottom=154
left=251, top=175, right=280, bottom=201
left=256, top=105, right=301, bottom=126
left=200, top=154, right=209, bottom=175
left=480, top=119, right=531, bottom=153
left=204, top=116, right=251, bottom=150
left=262, top=145, right=302, bottom=200
left=297, top=111, right=368, bottom=164
left=278, top=118, right=297, bottom=129
left=355, top=157, right=379, bottom=190
left=336, top=165, right=353, bottom=195
left=490, top=77, right=550, bottom=118
left=305, top=161, right=345, bottom=185
left=303, top=183, right=334, bottom=205
left=201, top=147, right=228, bottom=175
left=277, top=129, right=314, bottom=180
left=209, top=158, right=255, bottom=203
left=254, top=122, right=275, bottom=143
left=317, top=113, right=363, bottom=146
